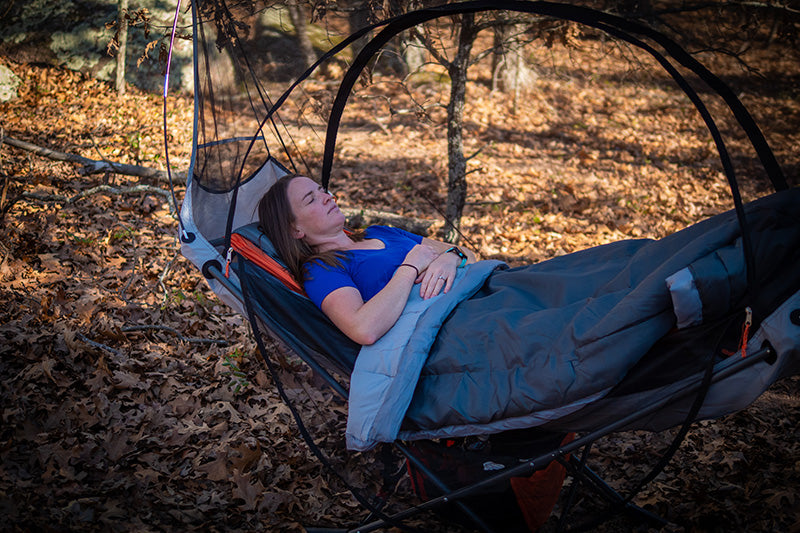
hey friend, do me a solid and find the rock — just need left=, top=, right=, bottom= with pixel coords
left=0, top=64, right=22, bottom=102
left=0, top=0, right=193, bottom=94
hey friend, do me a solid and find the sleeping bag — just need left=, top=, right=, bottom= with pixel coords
left=347, top=188, right=800, bottom=450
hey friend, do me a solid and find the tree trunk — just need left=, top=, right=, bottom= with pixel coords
left=443, top=13, right=476, bottom=243
left=115, top=0, right=128, bottom=95
left=491, top=20, right=533, bottom=112
left=387, top=0, right=425, bottom=75
left=346, top=0, right=372, bottom=56
left=398, top=31, right=425, bottom=74
left=287, top=3, right=316, bottom=67
left=491, top=22, right=509, bottom=91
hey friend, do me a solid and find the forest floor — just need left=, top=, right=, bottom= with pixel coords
left=1, top=24, right=799, bottom=533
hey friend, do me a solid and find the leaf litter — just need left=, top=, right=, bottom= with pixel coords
left=1, top=31, right=799, bottom=533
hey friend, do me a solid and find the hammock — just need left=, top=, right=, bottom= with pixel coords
left=167, top=1, right=798, bottom=531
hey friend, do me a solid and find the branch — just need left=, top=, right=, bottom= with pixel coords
left=122, top=325, right=230, bottom=346
left=21, top=184, right=176, bottom=213
left=0, top=134, right=187, bottom=184
left=76, top=332, right=124, bottom=358
left=410, top=27, right=452, bottom=70
left=0, top=128, right=9, bottom=210
left=654, top=1, right=800, bottom=17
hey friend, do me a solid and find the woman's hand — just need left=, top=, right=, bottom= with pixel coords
left=418, top=250, right=461, bottom=299
left=320, top=240, right=475, bottom=345
left=401, top=244, right=439, bottom=279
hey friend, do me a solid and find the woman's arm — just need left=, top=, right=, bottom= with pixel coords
left=416, top=237, right=478, bottom=299
left=319, top=243, right=439, bottom=345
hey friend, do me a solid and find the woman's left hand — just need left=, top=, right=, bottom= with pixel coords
left=418, top=252, right=460, bottom=299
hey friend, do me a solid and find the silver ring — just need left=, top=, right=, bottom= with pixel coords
left=438, top=276, right=446, bottom=280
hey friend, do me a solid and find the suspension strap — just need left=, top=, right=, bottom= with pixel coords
left=738, top=307, right=753, bottom=358
left=161, top=0, right=188, bottom=238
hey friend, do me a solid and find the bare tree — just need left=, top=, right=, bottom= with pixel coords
left=115, top=0, right=129, bottom=95
left=287, top=2, right=317, bottom=67
left=412, top=13, right=531, bottom=242
left=442, top=13, right=478, bottom=242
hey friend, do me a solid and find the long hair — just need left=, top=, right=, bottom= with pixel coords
left=257, top=173, right=311, bottom=283
left=257, top=174, right=361, bottom=283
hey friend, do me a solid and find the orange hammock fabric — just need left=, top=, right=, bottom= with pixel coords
left=230, top=233, right=304, bottom=295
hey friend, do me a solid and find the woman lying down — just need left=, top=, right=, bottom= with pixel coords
left=258, top=173, right=480, bottom=345
left=258, top=173, right=800, bottom=451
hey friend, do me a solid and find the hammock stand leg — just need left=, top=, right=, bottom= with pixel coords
left=342, top=343, right=776, bottom=533
left=556, top=456, right=670, bottom=532
left=401, top=441, right=497, bottom=532
left=210, top=264, right=778, bottom=532
left=555, top=444, right=592, bottom=532
left=553, top=442, right=668, bottom=532
left=209, top=264, right=495, bottom=532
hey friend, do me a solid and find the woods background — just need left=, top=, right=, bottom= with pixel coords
left=1, top=1, right=799, bottom=531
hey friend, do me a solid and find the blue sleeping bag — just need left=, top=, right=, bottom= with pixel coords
left=347, top=188, right=800, bottom=450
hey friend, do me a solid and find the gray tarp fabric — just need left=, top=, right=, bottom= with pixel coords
left=346, top=189, right=800, bottom=451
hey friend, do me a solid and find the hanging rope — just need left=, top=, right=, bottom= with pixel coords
left=162, top=0, right=187, bottom=239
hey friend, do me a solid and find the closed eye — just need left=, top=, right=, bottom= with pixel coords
left=304, top=186, right=327, bottom=206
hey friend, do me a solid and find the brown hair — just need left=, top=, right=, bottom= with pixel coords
left=257, top=173, right=360, bottom=283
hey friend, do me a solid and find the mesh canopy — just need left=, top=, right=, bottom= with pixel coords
left=192, top=0, right=278, bottom=194
left=177, top=0, right=789, bottom=314
left=179, top=0, right=316, bottom=312
left=182, top=0, right=335, bottom=254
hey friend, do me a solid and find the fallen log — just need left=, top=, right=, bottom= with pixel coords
left=0, top=134, right=187, bottom=184
left=2, top=135, right=436, bottom=233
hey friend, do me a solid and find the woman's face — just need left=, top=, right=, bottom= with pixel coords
left=286, top=176, right=344, bottom=242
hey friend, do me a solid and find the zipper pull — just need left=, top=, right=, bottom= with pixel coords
left=224, top=247, right=233, bottom=278
left=739, top=306, right=752, bottom=358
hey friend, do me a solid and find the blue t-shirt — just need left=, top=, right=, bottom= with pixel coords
left=303, top=225, right=423, bottom=308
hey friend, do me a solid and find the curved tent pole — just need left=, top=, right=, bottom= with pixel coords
left=315, top=7, right=765, bottom=510
left=318, top=0, right=786, bottom=307
left=588, top=21, right=757, bottom=288
left=173, top=1, right=787, bottom=273
left=319, top=0, right=787, bottom=192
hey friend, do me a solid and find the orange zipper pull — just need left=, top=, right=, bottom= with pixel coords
left=739, top=306, right=752, bottom=358
left=224, top=247, right=233, bottom=278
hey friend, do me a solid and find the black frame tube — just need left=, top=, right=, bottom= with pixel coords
left=346, top=344, right=775, bottom=532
